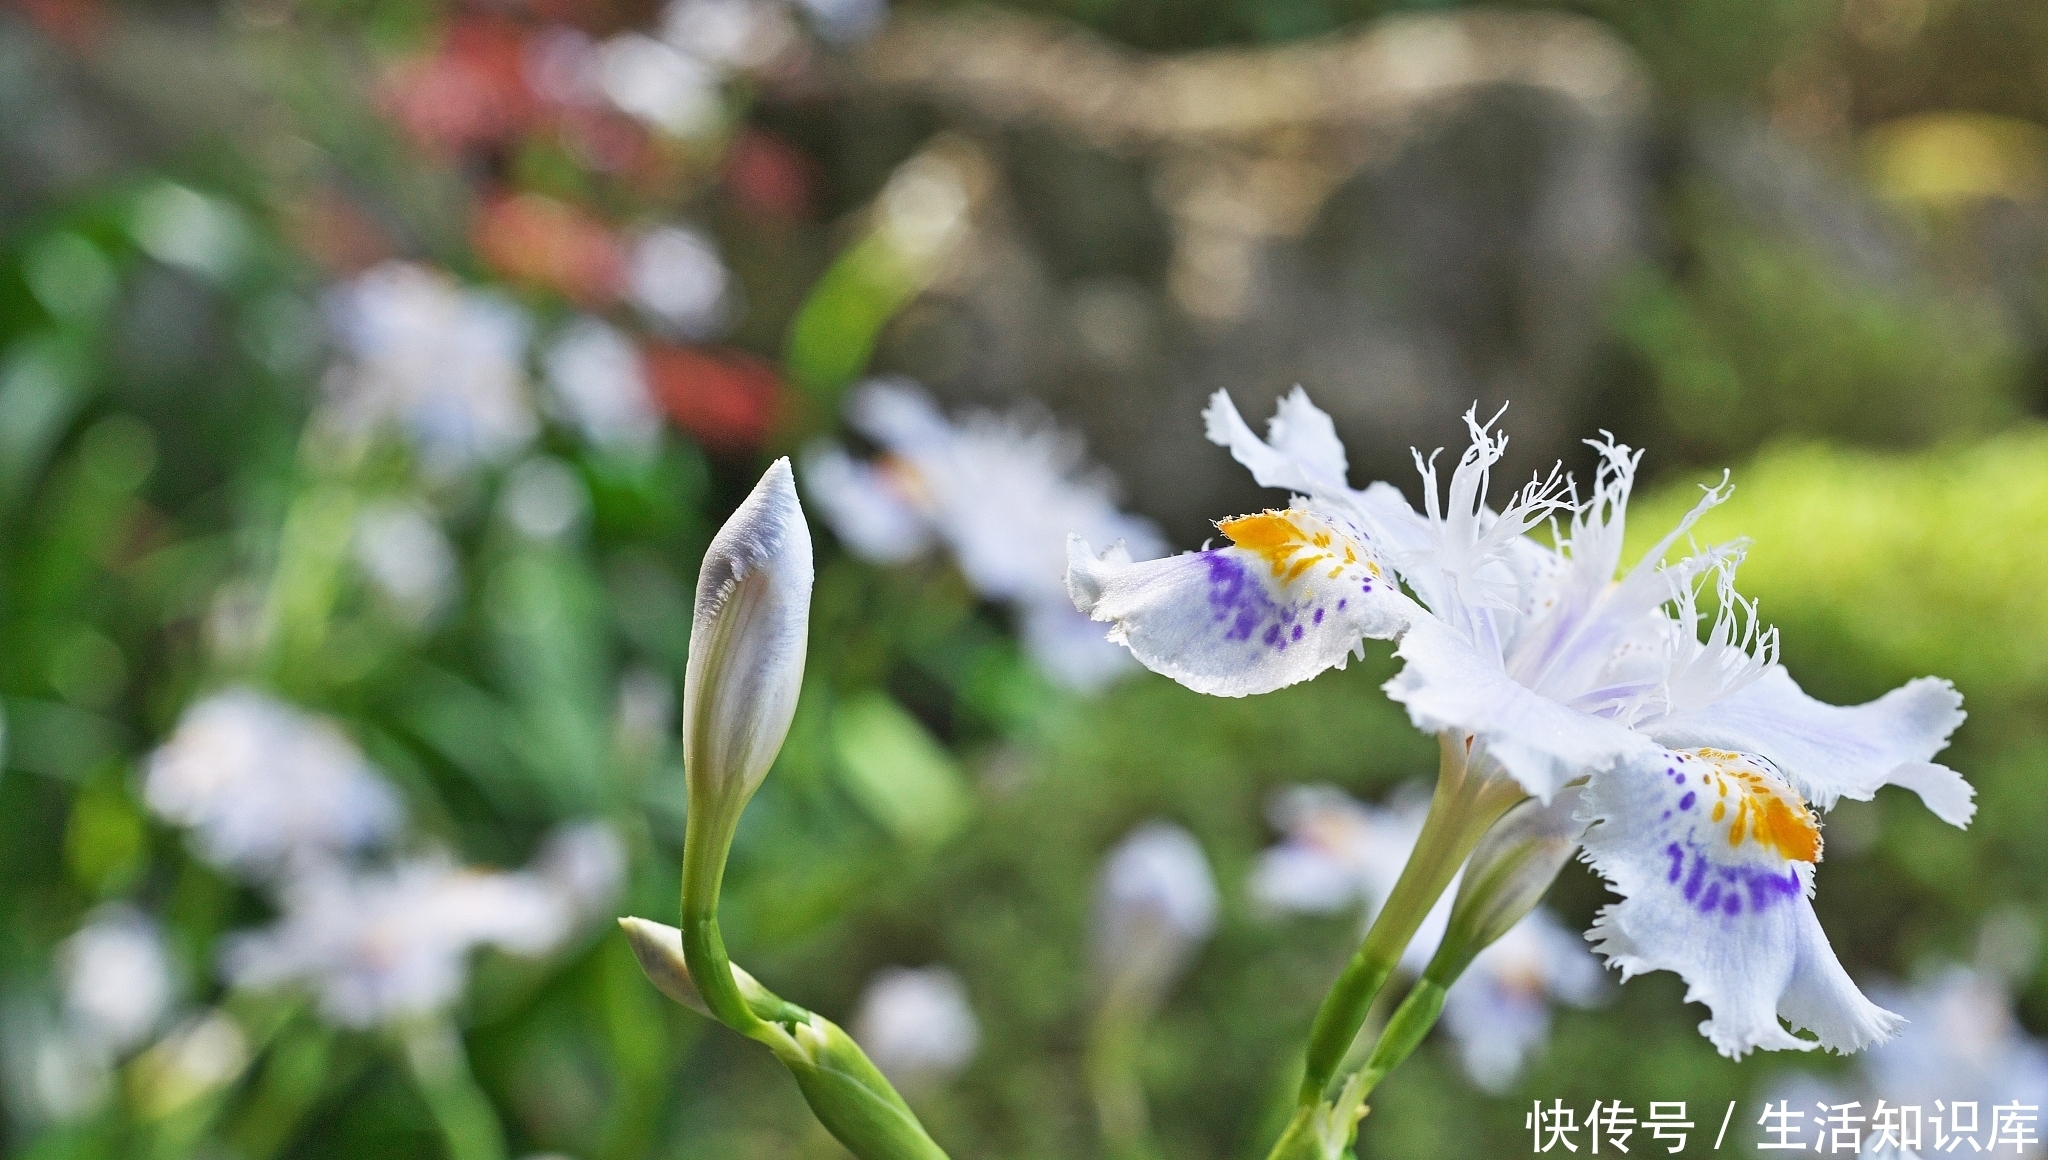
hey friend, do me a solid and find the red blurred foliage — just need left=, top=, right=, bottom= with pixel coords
left=286, top=186, right=397, bottom=276
left=642, top=343, right=784, bottom=452
left=556, top=105, right=659, bottom=177
left=471, top=191, right=626, bottom=306
left=723, top=129, right=817, bottom=222
left=382, top=16, right=540, bottom=154
left=9, top=0, right=107, bottom=50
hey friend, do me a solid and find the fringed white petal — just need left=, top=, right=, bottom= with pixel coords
left=1066, top=504, right=1414, bottom=698
left=1643, top=667, right=1972, bottom=825
left=1578, top=750, right=1901, bottom=1059
left=1202, top=387, right=1351, bottom=496
left=1384, top=615, right=1657, bottom=801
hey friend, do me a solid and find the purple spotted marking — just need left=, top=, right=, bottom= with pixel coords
left=1678, top=792, right=1696, bottom=811
left=1204, top=553, right=1275, bottom=643
left=1313, top=607, right=1325, bottom=625
left=1200, top=550, right=1312, bottom=653
left=1665, top=839, right=1802, bottom=916
left=1742, top=867, right=1800, bottom=910
left=1337, top=598, right=1347, bottom=610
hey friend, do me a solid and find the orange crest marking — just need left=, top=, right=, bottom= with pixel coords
left=1219, top=509, right=1377, bottom=586
left=1689, top=749, right=1822, bottom=864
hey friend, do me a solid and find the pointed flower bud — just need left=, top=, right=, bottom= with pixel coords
left=685, top=458, right=814, bottom=823
left=619, top=917, right=796, bottom=1022
left=1432, top=786, right=1586, bottom=981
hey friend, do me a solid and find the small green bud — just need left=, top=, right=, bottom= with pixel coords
left=778, top=1011, right=952, bottom=1160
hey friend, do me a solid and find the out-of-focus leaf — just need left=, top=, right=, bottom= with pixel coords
left=829, top=692, right=971, bottom=845
left=1, top=698, right=122, bottom=783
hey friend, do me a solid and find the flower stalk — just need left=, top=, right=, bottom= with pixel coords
left=1270, top=782, right=1588, bottom=1160
left=629, top=460, right=952, bottom=1160
left=1291, top=732, right=1523, bottom=1111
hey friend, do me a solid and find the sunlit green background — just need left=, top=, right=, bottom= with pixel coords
left=3, top=0, right=2045, bottom=1156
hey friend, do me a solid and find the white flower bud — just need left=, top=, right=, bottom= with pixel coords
left=1437, top=786, right=1585, bottom=976
left=684, top=459, right=813, bottom=813
left=620, top=916, right=781, bottom=1019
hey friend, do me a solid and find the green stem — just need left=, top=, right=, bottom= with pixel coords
left=1084, top=993, right=1151, bottom=1158
left=678, top=797, right=772, bottom=1042
left=1350, top=978, right=1449, bottom=1098
left=400, top=1021, right=507, bottom=1160
left=1292, top=734, right=1522, bottom=1108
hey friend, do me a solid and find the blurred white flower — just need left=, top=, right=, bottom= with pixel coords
left=1439, top=910, right=1605, bottom=1093
left=1763, top=958, right=2048, bottom=1155
left=1090, top=821, right=1218, bottom=1008
left=627, top=226, right=731, bottom=339
left=543, top=317, right=661, bottom=455
left=502, top=457, right=590, bottom=541
left=801, top=378, right=1165, bottom=692
left=223, top=855, right=574, bottom=1028
left=597, top=34, right=721, bottom=138
left=57, top=904, right=172, bottom=1056
left=661, top=0, right=794, bottom=69
left=1251, top=783, right=1603, bottom=1091
left=1248, top=784, right=1423, bottom=918
left=797, top=444, right=931, bottom=564
left=535, top=820, right=628, bottom=919
left=876, top=152, right=971, bottom=267
left=850, top=965, right=981, bottom=1086
left=2, top=1015, right=109, bottom=1125
left=324, top=262, right=537, bottom=473
left=146, top=689, right=404, bottom=879
left=1863, top=966, right=2048, bottom=1115
left=354, top=500, right=458, bottom=624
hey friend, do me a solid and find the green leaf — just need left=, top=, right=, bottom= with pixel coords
left=829, top=693, right=971, bottom=845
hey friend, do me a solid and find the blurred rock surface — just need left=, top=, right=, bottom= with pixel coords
left=831, top=7, right=1653, bottom=542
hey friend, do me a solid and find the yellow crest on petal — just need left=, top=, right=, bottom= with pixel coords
left=1219, top=509, right=1380, bottom=585
left=1688, top=749, right=1822, bottom=864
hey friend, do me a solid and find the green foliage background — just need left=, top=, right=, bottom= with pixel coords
left=3, top=0, right=2047, bottom=1157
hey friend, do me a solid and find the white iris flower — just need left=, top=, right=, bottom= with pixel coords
left=221, top=831, right=616, bottom=1029
left=803, top=378, right=1166, bottom=693
left=1068, top=388, right=1973, bottom=1058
